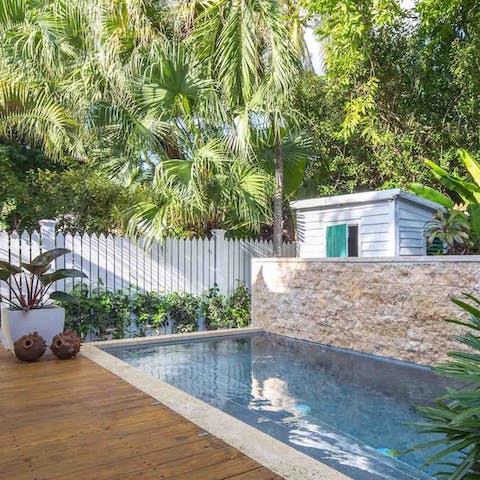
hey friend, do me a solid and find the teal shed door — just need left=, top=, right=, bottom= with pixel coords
left=326, top=224, right=348, bottom=257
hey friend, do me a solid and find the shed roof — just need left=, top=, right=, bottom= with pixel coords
left=290, top=189, right=444, bottom=211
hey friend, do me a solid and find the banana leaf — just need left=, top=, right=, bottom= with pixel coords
left=411, top=183, right=454, bottom=208
left=459, top=149, right=480, bottom=203
left=467, top=204, right=480, bottom=248
left=425, top=159, right=480, bottom=204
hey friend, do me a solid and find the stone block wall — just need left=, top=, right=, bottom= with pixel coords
left=251, top=257, right=480, bottom=365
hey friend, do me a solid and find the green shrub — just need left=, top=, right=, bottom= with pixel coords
left=204, top=286, right=226, bottom=329
left=204, top=284, right=251, bottom=330
left=226, top=285, right=251, bottom=328
left=63, top=284, right=131, bottom=340
left=414, top=293, right=480, bottom=479
left=168, top=292, right=201, bottom=333
left=131, top=290, right=170, bottom=334
left=61, top=284, right=251, bottom=339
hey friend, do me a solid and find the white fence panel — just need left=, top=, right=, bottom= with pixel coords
left=0, top=230, right=9, bottom=301
left=64, top=233, right=75, bottom=293
left=0, top=227, right=296, bottom=298
left=30, top=230, right=41, bottom=263
left=81, top=233, right=91, bottom=292
left=55, top=232, right=66, bottom=292
left=72, top=233, right=83, bottom=291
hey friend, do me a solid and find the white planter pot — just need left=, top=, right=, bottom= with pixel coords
left=1, top=306, right=65, bottom=353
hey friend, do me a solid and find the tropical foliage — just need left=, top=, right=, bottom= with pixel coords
left=425, top=210, right=470, bottom=255
left=185, top=0, right=303, bottom=252
left=414, top=293, right=480, bottom=479
left=0, top=0, right=307, bottom=244
left=0, top=140, right=139, bottom=233
left=60, top=283, right=251, bottom=340
left=124, top=139, right=274, bottom=242
left=204, top=285, right=251, bottom=330
left=300, top=0, right=480, bottom=196
left=412, top=149, right=480, bottom=253
left=2, top=0, right=480, bottom=242
left=0, top=248, right=86, bottom=309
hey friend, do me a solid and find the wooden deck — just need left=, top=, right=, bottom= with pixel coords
left=0, top=348, right=282, bottom=480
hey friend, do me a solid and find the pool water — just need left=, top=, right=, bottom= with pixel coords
left=103, top=333, right=453, bottom=480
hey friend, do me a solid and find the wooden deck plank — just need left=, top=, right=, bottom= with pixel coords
left=53, top=437, right=228, bottom=480
left=227, top=467, right=283, bottom=480
left=0, top=348, right=282, bottom=480
left=164, top=455, right=262, bottom=480
left=114, top=446, right=244, bottom=480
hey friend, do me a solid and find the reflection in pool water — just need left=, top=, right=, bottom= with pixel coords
left=103, top=333, right=454, bottom=480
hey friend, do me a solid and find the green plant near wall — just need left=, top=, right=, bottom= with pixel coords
left=62, top=284, right=132, bottom=340
left=168, top=292, right=202, bottom=334
left=425, top=210, right=471, bottom=255
left=412, top=149, right=480, bottom=253
left=131, top=291, right=171, bottom=334
left=204, top=285, right=251, bottom=330
left=60, top=284, right=252, bottom=339
left=413, top=293, right=480, bottom=479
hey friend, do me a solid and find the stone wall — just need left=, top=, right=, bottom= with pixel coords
left=251, top=257, right=480, bottom=365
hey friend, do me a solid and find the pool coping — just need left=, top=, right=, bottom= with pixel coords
left=82, top=328, right=352, bottom=480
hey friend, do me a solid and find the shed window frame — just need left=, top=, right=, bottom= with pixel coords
left=347, top=224, right=359, bottom=257
left=326, top=222, right=360, bottom=258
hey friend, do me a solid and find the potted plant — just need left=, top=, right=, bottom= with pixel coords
left=0, top=248, right=86, bottom=352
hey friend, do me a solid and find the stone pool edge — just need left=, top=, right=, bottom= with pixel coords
left=81, top=329, right=352, bottom=480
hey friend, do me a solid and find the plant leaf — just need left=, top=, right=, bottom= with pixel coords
left=459, top=149, right=480, bottom=194
left=30, top=248, right=70, bottom=268
left=0, top=260, right=22, bottom=276
left=41, top=268, right=87, bottom=284
left=410, top=183, right=454, bottom=208
left=49, top=291, right=74, bottom=303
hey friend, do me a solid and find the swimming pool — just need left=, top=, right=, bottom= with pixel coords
left=103, top=332, right=451, bottom=480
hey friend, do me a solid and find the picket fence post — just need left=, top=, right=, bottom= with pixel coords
left=39, top=219, right=58, bottom=252
left=212, top=229, right=228, bottom=295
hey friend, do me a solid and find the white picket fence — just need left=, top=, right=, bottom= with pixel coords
left=0, top=221, right=296, bottom=301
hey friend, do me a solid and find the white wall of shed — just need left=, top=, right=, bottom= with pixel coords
left=296, top=201, right=394, bottom=258
left=396, top=198, right=437, bottom=255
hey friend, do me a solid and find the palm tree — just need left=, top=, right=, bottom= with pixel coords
left=0, top=0, right=165, bottom=159
left=1, top=0, right=306, bottom=244
left=91, top=42, right=273, bottom=240
left=125, top=139, right=272, bottom=242
left=181, top=0, right=304, bottom=254
left=0, top=0, right=80, bottom=158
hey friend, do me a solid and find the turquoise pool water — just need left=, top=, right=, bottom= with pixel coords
left=103, top=333, right=453, bottom=480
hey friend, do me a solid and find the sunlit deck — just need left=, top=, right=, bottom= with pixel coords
left=0, top=348, right=282, bottom=480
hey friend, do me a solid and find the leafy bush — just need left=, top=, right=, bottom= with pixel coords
left=61, top=284, right=251, bottom=340
left=425, top=210, right=471, bottom=255
left=226, top=285, right=251, bottom=328
left=204, top=284, right=251, bottom=330
left=168, top=292, right=202, bottom=334
left=63, top=284, right=132, bottom=340
left=203, top=286, right=225, bottom=329
left=412, top=150, right=480, bottom=255
left=131, top=291, right=170, bottom=334
left=414, top=293, right=480, bottom=478
left=0, top=140, right=141, bottom=233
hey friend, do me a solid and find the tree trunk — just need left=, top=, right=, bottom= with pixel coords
left=273, top=128, right=283, bottom=257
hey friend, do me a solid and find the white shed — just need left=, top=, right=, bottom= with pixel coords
left=291, top=189, right=444, bottom=258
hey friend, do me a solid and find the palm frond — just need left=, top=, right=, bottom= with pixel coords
left=0, top=80, right=76, bottom=158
